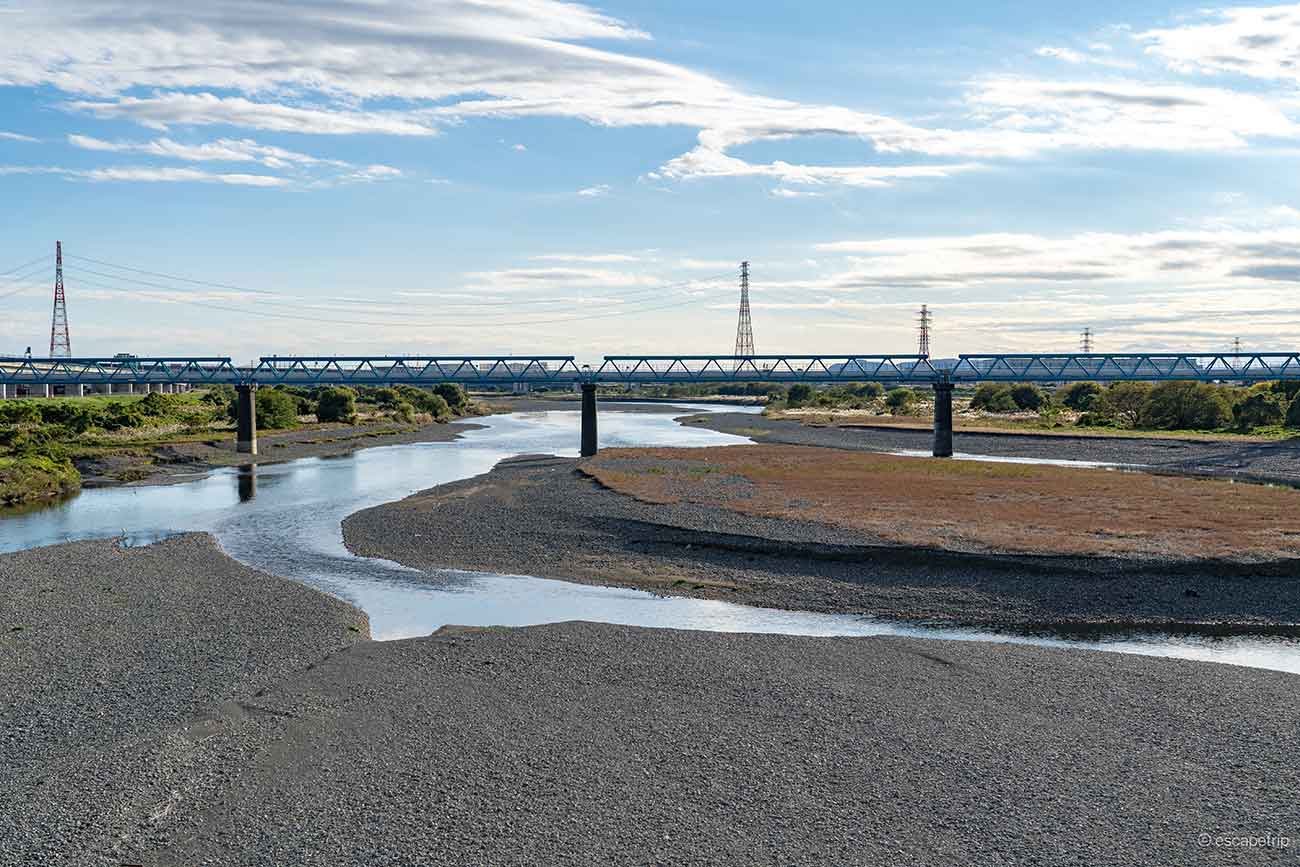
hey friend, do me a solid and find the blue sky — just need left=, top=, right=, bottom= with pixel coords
left=3, top=0, right=1300, bottom=362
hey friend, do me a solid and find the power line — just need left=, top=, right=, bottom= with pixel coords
left=0, top=254, right=48, bottom=277
left=62, top=257, right=731, bottom=312
left=61, top=270, right=732, bottom=329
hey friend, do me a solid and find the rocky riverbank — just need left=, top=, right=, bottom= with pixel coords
left=343, top=453, right=1300, bottom=628
left=2, top=535, right=1295, bottom=865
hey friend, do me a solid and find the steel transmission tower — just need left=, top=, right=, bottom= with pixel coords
left=1080, top=328, right=1094, bottom=354
left=49, top=241, right=71, bottom=357
left=733, top=261, right=755, bottom=358
left=917, top=305, right=932, bottom=358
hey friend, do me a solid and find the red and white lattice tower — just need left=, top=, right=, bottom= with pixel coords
left=1080, top=327, right=1094, bottom=354
left=49, top=241, right=71, bottom=357
left=918, top=305, right=932, bottom=358
left=733, top=261, right=754, bottom=358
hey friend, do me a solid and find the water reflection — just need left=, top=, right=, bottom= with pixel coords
left=1, top=404, right=1298, bottom=675
left=237, top=465, right=256, bottom=502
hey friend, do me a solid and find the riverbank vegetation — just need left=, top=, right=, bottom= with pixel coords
left=766, top=379, right=1300, bottom=439
left=0, top=384, right=482, bottom=504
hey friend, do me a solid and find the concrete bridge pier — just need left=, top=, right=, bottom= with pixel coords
left=236, top=385, right=257, bottom=455
left=932, top=381, right=954, bottom=458
left=580, top=383, right=598, bottom=457
left=0, top=383, right=7, bottom=399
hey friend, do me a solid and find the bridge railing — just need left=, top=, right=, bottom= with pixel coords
left=952, top=353, right=1300, bottom=382
left=249, top=356, right=583, bottom=386
left=0, top=357, right=240, bottom=385
left=593, top=355, right=941, bottom=384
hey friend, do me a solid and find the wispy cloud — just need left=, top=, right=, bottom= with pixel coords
left=0, top=163, right=288, bottom=187
left=576, top=184, right=611, bottom=197
left=0, top=131, right=38, bottom=142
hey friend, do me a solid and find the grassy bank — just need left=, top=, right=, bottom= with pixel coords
left=0, top=383, right=483, bottom=504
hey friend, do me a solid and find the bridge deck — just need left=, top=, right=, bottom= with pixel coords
left=4, top=353, right=1300, bottom=386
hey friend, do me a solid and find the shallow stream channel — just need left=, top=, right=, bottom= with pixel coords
left=3, top=404, right=1298, bottom=674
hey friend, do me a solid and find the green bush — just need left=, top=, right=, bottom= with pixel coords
left=1010, top=383, right=1047, bottom=411
left=970, top=384, right=1017, bottom=413
left=1056, top=382, right=1104, bottom=411
left=1095, top=381, right=1152, bottom=428
left=1272, top=381, right=1300, bottom=402
left=1286, top=396, right=1300, bottom=429
left=1233, top=392, right=1285, bottom=430
left=0, top=401, right=43, bottom=425
left=316, top=386, right=357, bottom=423
left=228, top=388, right=300, bottom=430
left=885, top=387, right=917, bottom=413
left=391, top=400, right=417, bottom=423
left=786, top=384, right=815, bottom=407
left=202, top=384, right=237, bottom=407
left=1139, top=381, right=1231, bottom=430
left=854, top=382, right=884, bottom=400
left=432, top=383, right=470, bottom=413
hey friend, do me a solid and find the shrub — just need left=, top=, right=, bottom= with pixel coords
left=316, top=386, right=357, bottom=423
left=1009, top=383, right=1047, bottom=411
left=1096, top=381, right=1152, bottom=428
left=970, top=384, right=1017, bottom=413
left=1056, top=381, right=1103, bottom=411
left=854, top=382, right=884, bottom=400
left=1139, top=381, right=1231, bottom=430
left=1288, top=396, right=1300, bottom=429
left=202, top=384, right=237, bottom=407
left=1272, top=380, right=1300, bottom=401
left=0, top=401, right=44, bottom=425
left=885, top=387, right=917, bottom=413
left=228, top=388, right=299, bottom=430
left=432, top=383, right=470, bottom=413
left=786, top=384, right=816, bottom=407
left=391, top=400, right=417, bottom=423
left=1233, top=392, right=1285, bottom=430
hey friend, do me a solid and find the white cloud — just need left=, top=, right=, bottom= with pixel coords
left=3, top=0, right=1300, bottom=202
left=67, top=134, right=347, bottom=168
left=512, top=143, right=528, bottom=152
left=770, top=187, right=823, bottom=198
left=1140, top=5, right=1300, bottom=83
left=0, top=131, right=38, bottom=142
left=577, top=184, right=611, bottom=197
left=68, top=93, right=438, bottom=137
left=532, top=253, right=643, bottom=263
left=965, top=78, right=1299, bottom=151
left=0, top=163, right=287, bottom=186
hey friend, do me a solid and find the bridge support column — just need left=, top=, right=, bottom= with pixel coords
left=932, top=381, right=954, bottom=458
left=39, top=384, right=50, bottom=399
left=580, top=383, right=598, bottom=457
left=0, top=384, right=7, bottom=399
left=236, top=385, right=258, bottom=455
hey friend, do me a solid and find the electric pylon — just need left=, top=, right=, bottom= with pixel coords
left=918, top=305, right=932, bottom=358
left=1080, top=328, right=1093, bottom=354
left=49, top=241, right=71, bottom=357
left=733, top=261, right=754, bottom=358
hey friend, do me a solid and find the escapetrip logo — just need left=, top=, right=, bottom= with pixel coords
left=1198, top=832, right=1292, bottom=850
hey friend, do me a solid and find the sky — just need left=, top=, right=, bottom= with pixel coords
left=3, top=1, right=1300, bottom=363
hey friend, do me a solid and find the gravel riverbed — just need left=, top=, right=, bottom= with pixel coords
left=343, top=454, right=1300, bottom=628
left=2, top=535, right=1297, bottom=865
left=0, top=534, right=368, bottom=865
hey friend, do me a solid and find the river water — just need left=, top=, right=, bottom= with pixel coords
left=2, top=405, right=1297, bottom=674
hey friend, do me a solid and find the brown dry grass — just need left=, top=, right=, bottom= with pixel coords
left=583, top=445, right=1300, bottom=562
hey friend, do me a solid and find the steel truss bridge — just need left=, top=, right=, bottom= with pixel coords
left=4, top=352, right=1300, bottom=457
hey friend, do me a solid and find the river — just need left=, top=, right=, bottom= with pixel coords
left=2, top=405, right=1298, bottom=674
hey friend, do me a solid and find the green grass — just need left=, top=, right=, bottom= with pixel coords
left=0, top=453, right=80, bottom=505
